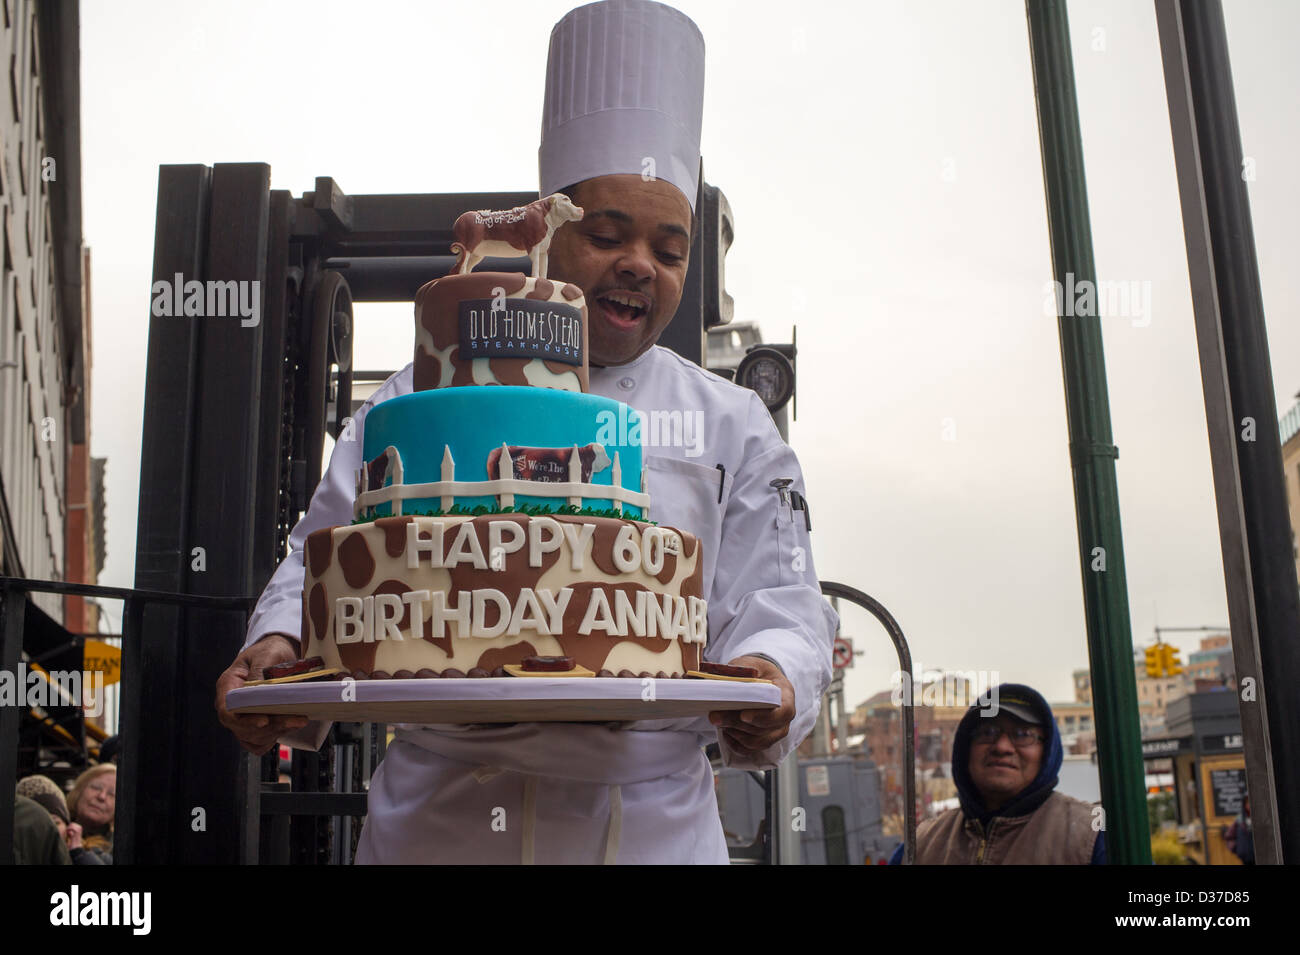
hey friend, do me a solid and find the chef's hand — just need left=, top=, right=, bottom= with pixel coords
left=708, top=655, right=795, bottom=759
left=215, top=633, right=310, bottom=756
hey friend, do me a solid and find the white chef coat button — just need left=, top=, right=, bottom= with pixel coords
left=618, top=377, right=635, bottom=391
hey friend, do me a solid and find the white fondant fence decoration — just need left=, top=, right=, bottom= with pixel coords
left=568, top=446, right=582, bottom=507
left=355, top=443, right=650, bottom=519
left=355, top=446, right=404, bottom=517
left=498, top=443, right=514, bottom=510
left=441, top=446, right=454, bottom=512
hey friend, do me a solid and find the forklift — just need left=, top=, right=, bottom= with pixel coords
left=61, top=165, right=913, bottom=864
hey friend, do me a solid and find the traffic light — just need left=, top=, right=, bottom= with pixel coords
left=1161, top=644, right=1183, bottom=677
left=1145, top=645, right=1163, bottom=678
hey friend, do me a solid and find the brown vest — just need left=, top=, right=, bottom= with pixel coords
left=913, top=792, right=1099, bottom=865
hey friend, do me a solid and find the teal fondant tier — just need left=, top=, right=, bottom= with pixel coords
left=360, top=387, right=645, bottom=518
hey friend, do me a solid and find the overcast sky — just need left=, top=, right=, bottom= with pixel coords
left=80, top=0, right=1299, bottom=711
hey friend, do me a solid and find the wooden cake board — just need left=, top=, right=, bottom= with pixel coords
left=226, top=676, right=781, bottom=724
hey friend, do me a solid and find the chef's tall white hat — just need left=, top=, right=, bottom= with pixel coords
left=539, top=0, right=705, bottom=212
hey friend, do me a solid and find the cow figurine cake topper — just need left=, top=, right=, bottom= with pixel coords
left=449, top=193, right=584, bottom=281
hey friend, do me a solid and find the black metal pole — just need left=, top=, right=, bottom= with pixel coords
left=183, top=163, right=272, bottom=864
left=114, top=596, right=143, bottom=865
left=1154, top=0, right=1298, bottom=864
left=132, top=163, right=210, bottom=864
left=0, top=584, right=25, bottom=864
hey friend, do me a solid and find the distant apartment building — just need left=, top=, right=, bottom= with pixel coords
left=1186, top=633, right=1234, bottom=691
left=1053, top=698, right=1161, bottom=756
left=1069, top=637, right=1236, bottom=744
left=0, top=3, right=100, bottom=625
left=850, top=676, right=973, bottom=821
left=1072, top=663, right=1175, bottom=749
left=1280, top=397, right=1300, bottom=586
left=1135, top=666, right=1187, bottom=710
left=1053, top=700, right=1094, bottom=751
left=1198, top=634, right=1231, bottom=652
left=1073, top=668, right=1091, bottom=704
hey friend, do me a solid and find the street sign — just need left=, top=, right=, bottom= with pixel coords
left=805, top=764, right=831, bottom=797
left=1142, top=737, right=1191, bottom=758
left=832, top=637, right=853, bottom=669
left=83, top=639, right=122, bottom=686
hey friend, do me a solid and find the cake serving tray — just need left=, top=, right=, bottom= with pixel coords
left=226, top=676, right=781, bottom=725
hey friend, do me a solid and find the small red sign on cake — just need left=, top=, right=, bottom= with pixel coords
left=486, top=443, right=610, bottom=483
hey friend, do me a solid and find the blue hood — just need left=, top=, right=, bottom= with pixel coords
left=951, top=683, right=1063, bottom=824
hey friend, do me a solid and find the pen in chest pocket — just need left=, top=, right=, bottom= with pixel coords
left=791, top=491, right=811, bottom=531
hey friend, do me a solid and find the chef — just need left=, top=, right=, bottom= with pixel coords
left=216, top=0, right=836, bottom=864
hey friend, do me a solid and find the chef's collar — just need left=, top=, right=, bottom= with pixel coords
left=590, top=346, right=658, bottom=372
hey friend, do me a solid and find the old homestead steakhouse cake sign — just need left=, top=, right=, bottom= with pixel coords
left=459, top=296, right=584, bottom=364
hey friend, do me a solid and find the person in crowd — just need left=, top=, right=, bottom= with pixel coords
left=98, top=735, right=122, bottom=765
left=17, top=774, right=106, bottom=865
left=891, top=683, right=1105, bottom=864
left=1223, top=793, right=1254, bottom=865
left=12, top=794, right=71, bottom=865
left=67, top=764, right=116, bottom=863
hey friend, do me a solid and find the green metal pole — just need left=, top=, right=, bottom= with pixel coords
left=1025, top=0, right=1152, bottom=864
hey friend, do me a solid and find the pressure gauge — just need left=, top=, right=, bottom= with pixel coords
left=735, top=346, right=794, bottom=413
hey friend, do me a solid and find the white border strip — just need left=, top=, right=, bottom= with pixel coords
left=356, top=479, right=650, bottom=517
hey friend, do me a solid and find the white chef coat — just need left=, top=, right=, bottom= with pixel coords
left=243, top=344, right=837, bottom=864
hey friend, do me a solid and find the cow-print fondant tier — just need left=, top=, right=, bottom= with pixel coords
left=414, top=272, right=588, bottom=393
left=301, top=514, right=706, bottom=679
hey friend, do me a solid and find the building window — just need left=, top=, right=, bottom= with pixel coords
left=822, top=806, right=849, bottom=866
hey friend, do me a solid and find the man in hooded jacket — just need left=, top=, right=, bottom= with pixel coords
left=891, top=683, right=1106, bottom=865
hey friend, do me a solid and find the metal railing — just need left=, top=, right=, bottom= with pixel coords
left=819, top=581, right=916, bottom=865
left=0, top=575, right=254, bottom=864
left=0, top=575, right=369, bottom=865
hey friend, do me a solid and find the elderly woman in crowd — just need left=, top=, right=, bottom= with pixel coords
left=66, top=764, right=115, bottom=863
